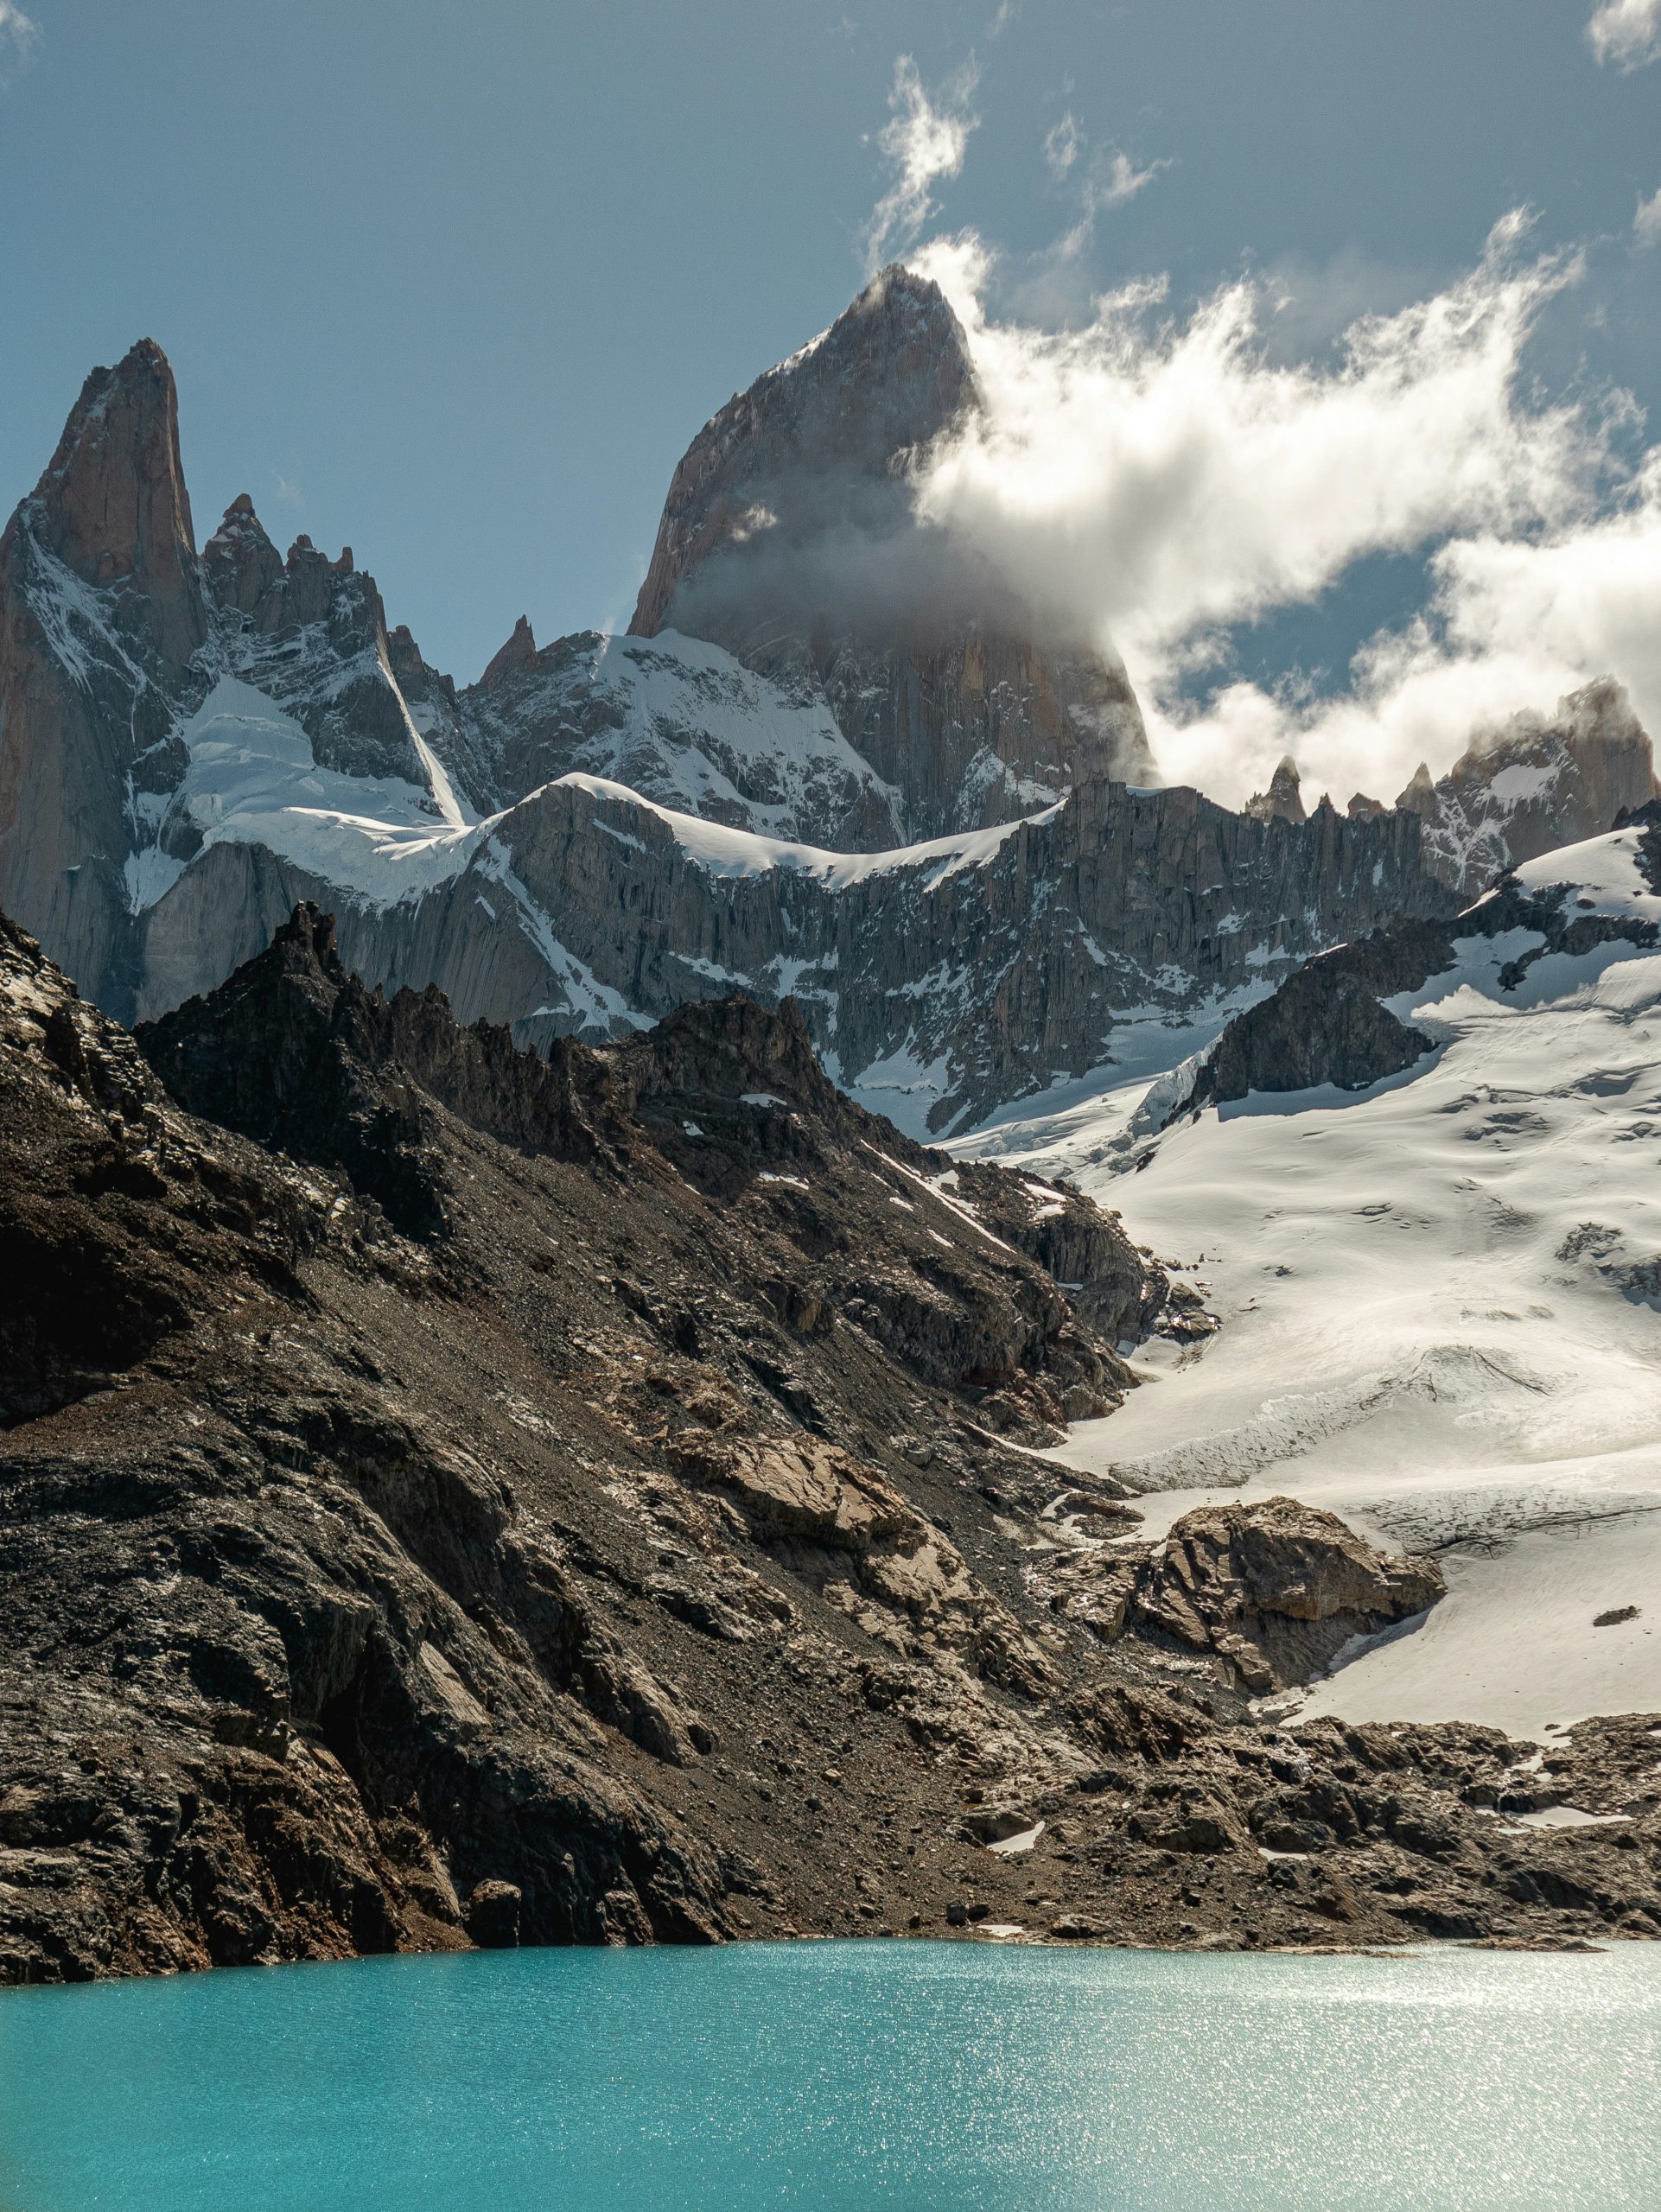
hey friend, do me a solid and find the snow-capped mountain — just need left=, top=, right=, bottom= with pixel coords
left=1396, top=677, right=1658, bottom=896
left=973, top=816, right=1661, bottom=1732
left=629, top=265, right=1155, bottom=842
left=0, top=289, right=1653, bottom=1135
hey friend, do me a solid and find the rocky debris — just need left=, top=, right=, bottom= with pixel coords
left=10, top=915, right=1661, bottom=1973
left=1031, top=1497, right=1444, bottom=1693
left=1594, top=1606, right=1641, bottom=1628
left=3, top=911, right=1658, bottom=1977
left=1398, top=678, right=1659, bottom=897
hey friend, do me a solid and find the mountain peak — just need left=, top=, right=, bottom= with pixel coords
left=629, top=268, right=979, bottom=642
left=24, top=335, right=205, bottom=668
left=1245, top=755, right=1308, bottom=825
left=480, top=613, right=538, bottom=690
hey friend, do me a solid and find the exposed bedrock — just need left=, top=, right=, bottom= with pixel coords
left=5, top=908, right=1661, bottom=1976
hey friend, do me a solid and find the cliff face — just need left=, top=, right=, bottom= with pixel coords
left=627, top=266, right=1155, bottom=838
left=0, top=342, right=211, bottom=1016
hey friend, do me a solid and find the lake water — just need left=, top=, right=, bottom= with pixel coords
left=0, top=1940, right=1657, bottom=2210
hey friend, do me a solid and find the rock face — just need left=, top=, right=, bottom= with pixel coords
left=1032, top=1497, right=1444, bottom=1694
left=1187, top=958, right=1435, bottom=1109
left=1397, top=679, right=1659, bottom=896
left=1135, top=1499, right=1445, bottom=1694
left=0, top=340, right=207, bottom=1016
left=1244, top=757, right=1308, bottom=826
left=627, top=265, right=1155, bottom=837
left=5, top=906, right=1661, bottom=1977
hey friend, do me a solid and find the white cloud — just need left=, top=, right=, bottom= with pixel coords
left=1098, top=150, right=1167, bottom=208
left=862, top=56, right=979, bottom=276
left=1587, top=0, right=1661, bottom=68
left=0, top=0, right=39, bottom=80
left=1038, top=113, right=1171, bottom=264
left=908, top=213, right=1660, bottom=807
left=1636, top=187, right=1661, bottom=247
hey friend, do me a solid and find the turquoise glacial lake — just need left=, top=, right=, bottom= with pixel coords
left=0, top=1940, right=1657, bottom=2210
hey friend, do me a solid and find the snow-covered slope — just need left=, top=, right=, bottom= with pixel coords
left=436, top=624, right=907, bottom=847
left=971, top=824, right=1661, bottom=1735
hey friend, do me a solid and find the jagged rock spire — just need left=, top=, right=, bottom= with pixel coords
left=629, top=265, right=981, bottom=641
left=202, top=493, right=284, bottom=621
left=27, top=337, right=206, bottom=668
left=480, top=614, right=537, bottom=690
left=1244, top=755, right=1308, bottom=826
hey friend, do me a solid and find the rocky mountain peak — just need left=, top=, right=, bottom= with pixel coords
left=1244, top=755, right=1308, bottom=825
left=621, top=992, right=842, bottom=1125
left=202, top=493, right=284, bottom=621
left=1400, top=679, right=1660, bottom=894
left=629, top=264, right=981, bottom=644
left=1396, top=762, right=1436, bottom=816
left=625, top=266, right=1153, bottom=836
left=480, top=613, right=538, bottom=689
left=20, top=336, right=206, bottom=669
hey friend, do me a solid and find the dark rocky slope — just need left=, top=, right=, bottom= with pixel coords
left=3, top=912, right=1659, bottom=1982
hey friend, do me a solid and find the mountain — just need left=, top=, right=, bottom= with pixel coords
left=1394, top=677, right=1659, bottom=896
left=0, top=310, right=1653, bottom=1140
left=628, top=264, right=1155, bottom=840
left=4, top=900, right=1651, bottom=1981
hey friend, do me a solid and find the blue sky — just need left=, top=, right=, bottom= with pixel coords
left=2, top=1, right=1658, bottom=799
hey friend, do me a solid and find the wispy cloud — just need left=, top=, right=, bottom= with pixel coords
left=1047, top=145, right=1173, bottom=264
left=1098, top=149, right=1168, bottom=208
left=1587, top=0, right=1661, bottom=69
left=1044, top=114, right=1081, bottom=180
left=0, top=0, right=40, bottom=83
left=1635, top=186, right=1661, bottom=246
left=985, top=2, right=1019, bottom=38
left=911, top=211, right=1656, bottom=806
left=1037, top=111, right=1172, bottom=265
left=862, top=55, right=980, bottom=276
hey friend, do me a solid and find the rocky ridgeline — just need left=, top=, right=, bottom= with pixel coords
left=1174, top=858, right=1661, bottom=1115
left=5, top=293, right=1648, bottom=1134
left=3, top=906, right=1659, bottom=1981
left=1251, top=680, right=1659, bottom=899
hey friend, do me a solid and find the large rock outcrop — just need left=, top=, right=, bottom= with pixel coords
left=1174, top=860, right=1660, bottom=1116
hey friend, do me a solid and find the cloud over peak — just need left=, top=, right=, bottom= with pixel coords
left=904, top=211, right=1661, bottom=809
left=862, top=56, right=980, bottom=276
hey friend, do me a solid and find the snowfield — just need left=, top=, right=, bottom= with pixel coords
left=970, top=825, right=1661, bottom=1738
